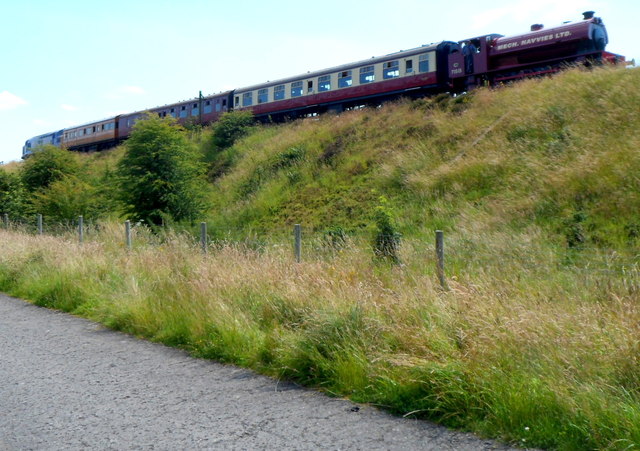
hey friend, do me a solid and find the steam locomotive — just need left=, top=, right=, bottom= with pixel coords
left=22, top=11, right=623, bottom=158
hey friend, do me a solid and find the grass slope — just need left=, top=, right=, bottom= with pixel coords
left=206, top=66, right=640, bottom=249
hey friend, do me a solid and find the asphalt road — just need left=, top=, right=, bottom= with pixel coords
left=0, top=293, right=515, bottom=450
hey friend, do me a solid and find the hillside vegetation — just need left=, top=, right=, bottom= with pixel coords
left=203, top=67, right=640, bottom=245
left=1, top=66, right=640, bottom=449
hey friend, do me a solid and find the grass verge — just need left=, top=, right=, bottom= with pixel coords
left=0, top=226, right=638, bottom=450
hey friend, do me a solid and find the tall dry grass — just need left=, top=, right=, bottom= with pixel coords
left=1, top=223, right=638, bottom=449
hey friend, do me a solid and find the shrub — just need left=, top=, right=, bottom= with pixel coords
left=0, top=169, right=28, bottom=219
left=209, top=111, right=255, bottom=152
left=32, top=175, right=108, bottom=222
left=372, top=197, right=401, bottom=263
left=20, top=145, right=79, bottom=192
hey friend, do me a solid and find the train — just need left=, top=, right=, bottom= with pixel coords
left=22, top=11, right=623, bottom=158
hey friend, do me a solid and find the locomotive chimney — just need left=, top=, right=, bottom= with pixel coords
left=531, top=24, right=544, bottom=31
left=583, top=11, right=595, bottom=20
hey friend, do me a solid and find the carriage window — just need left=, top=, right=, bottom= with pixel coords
left=338, top=71, right=352, bottom=88
left=360, top=66, right=375, bottom=84
left=406, top=60, right=413, bottom=73
left=383, top=60, right=399, bottom=79
left=307, top=80, right=313, bottom=93
left=243, top=92, right=253, bottom=107
left=419, top=54, right=430, bottom=73
left=258, top=88, right=269, bottom=104
left=274, top=84, right=285, bottom=100
left=291, top=81, right=303, bottom=97
left=318, top=75, right=331, bottom=92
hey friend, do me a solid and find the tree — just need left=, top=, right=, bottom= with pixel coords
left=117, top=114, right=209, bottom=225
left=20, top=145, right=79, bottom=192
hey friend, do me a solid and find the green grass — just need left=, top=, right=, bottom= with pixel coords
left=2, top=66, right=640, bottom=449
left=1, top=224, right=639, bottom=449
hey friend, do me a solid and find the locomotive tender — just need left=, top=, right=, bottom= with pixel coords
left=22, top=11, right=622, bottom=158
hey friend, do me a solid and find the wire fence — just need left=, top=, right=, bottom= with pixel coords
left=3, top=213, right=640, bottom=290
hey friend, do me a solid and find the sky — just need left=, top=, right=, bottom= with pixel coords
left=1, top=0, right=637, bottom=164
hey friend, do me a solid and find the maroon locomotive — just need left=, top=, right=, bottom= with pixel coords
left=448, top=11, right=621, bottom=91
left=23, top=11, right=624, bottom=157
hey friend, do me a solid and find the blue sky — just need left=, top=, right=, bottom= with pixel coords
left=1, top=0, right=637, bottom=164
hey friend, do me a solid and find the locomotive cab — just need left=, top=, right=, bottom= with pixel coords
left=448, top=34, right=502, bottom=91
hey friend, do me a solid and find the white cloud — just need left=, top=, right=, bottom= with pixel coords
left=61, top=103, right=79, bottom=111
left=0, top=91, right=27, bottom=111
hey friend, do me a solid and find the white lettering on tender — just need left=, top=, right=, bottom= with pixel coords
left=521, top=34, right=553, bottom=45
left=496, top=42, right=519, bottom=51
left=495, top=31, right=571, bottom=51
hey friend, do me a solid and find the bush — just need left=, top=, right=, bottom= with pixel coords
left=20, top=145, right=79, bottom=193
left=372, top=197, right=401, bottom=263
left=209, top=111, right=255, bottom=152
left=32, top=175, right=108, bottom=222
left=0, top=169, right=28, bottom=219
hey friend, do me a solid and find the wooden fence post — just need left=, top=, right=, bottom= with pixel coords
left=125, top=220, right=132, bottom=250
left=37, top=214, right=43, bottom=235
left=200, top=222, right=207, bottom=254
left=294, top=224, right=302, bottom=263
left=3, top=213, right=8, bottom=229
left=436, top=230, right=448, bottom=290
left=78, top=215, right=84, bottom=244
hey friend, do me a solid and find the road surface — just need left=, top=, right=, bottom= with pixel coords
left=0, top=293, right=514, bottom=450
